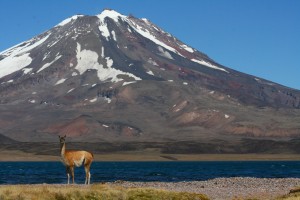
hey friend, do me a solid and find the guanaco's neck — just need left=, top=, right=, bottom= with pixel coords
left=60, top=142, right=66, bottom=157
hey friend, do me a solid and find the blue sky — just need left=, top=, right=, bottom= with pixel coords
left=1, top=0, right=299, bottom=89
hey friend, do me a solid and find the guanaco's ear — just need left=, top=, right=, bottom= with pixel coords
left=64, top=135, right=66, bottom=138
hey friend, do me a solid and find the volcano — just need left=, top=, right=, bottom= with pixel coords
left=1, top=9, right=300, bottom=155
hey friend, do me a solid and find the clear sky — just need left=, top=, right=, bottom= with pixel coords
left=1, top=0, right=299, bottom=89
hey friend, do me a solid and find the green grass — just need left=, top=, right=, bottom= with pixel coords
left=0, top=184, right=209, bottom=200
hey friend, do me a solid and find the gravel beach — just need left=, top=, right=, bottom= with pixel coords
left=109, top=177, right=300, bottom=200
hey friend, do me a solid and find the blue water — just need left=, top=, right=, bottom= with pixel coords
left=1, top=161, right=300, bottom=184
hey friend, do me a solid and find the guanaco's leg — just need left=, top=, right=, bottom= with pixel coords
left=66, top=166, right=70, bottom=184
left=69, top=166, right=75, bottom=184
left=84, top=164, right=91, bottom=184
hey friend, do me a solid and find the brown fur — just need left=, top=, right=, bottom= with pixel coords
left=59, top=135, right=93, bottom=184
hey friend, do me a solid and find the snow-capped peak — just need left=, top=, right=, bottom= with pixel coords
left=97, top=9, right=126, bottom=23
left=97, top=9, right=128, bottom=41
left=55, top=15, right=84, bottom=27
left=96, top=10, right=227, bottom=73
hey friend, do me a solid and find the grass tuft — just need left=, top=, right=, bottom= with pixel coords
left=276, top=187, right=300, bottom=200
left=0, top=184, right=209, bottom=200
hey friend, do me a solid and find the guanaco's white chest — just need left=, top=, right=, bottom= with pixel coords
left=73, top=156, right=85, bottom=167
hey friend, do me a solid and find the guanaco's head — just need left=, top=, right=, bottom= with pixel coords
left=59, top=135, right=66, bottom=144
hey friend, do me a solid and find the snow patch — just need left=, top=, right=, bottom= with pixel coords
left=141, top=18, right=149, bottom=23
left=75, top=43, right=141, bottom=82
left=101, top=47, right=105, bottom=58
left=99, top=24, right=110, bottom=41
left=67, top=88, right=74, bottom=93
left=158, top=46, right=173, bottom=60
left=183, top=82, right=188, bottom=85
left=102, top=124, right=109, bottom=128
left=90, top=97, right=97, bottom=103
left=47, top=39, right=60, bottom=48
left=1, top=33, right=50, bottom=57
left=22, top=68, right=32, bottom=74
left=191, top=59, right=228, bottom=73
left=104, top=97, right=111, bottom=103
left=29, top=99, right=36, bottom=103
left=180, top=44, right=194, bottom=53
left=55, top=15, right=83, bottom=27
left=127, top=19, right=184, bottom=57
left=148, top=58, right=159, bottom=66
left=97, top=9, right=126, bottom=23
left=147, top=70, right=154, bottom=76
left=122, top=81, right=136, bottom=86
left=55, top=78, right=66, bottom=85
left=0, top=53, right=32, bottom=79
left=111, top=30, right=117, bottom=41
left=42, top=52, right=50, bottom=61
left=105, top=57, right=113, bottom=68
left=37, top=55, right=62, bottom=73
left=71, top=72, right=78, bottom=76
left=225, top=114, right=230, bottom=119
left=0, top=42, right=26, bottom=56
left=97, top=10, right=125, bottom=41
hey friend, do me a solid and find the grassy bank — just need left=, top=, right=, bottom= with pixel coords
left=0, top=184, right=209, bottom=200
left=0, top=183, right=299, bottom=200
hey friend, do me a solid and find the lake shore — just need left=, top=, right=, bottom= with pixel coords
left=1, top=154, right=300, bottom=199
left=0, top=178, right=299, bottom=199
left=2, top=150, right=300, bottom=161
left=109, top=177, right=300, bottom=199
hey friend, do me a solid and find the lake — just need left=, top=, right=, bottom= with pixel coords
left=1, top=161, right=300, bottom=184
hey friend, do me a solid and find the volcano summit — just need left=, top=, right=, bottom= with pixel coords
left=1, top=10, right=300, bottom=156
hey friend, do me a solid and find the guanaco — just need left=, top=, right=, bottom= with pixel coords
left=59, top=135, right=94, bottom=184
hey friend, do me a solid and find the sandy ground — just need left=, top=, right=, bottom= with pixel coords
left=108, top=177, right=300, bottom=200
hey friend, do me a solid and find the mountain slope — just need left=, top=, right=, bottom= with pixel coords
left=0, top=9, right=300, bottom=154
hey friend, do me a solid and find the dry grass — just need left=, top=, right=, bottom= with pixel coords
left=277, top=188, right=300, bottom=200
left=0, top=184, right=209, bottom=200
